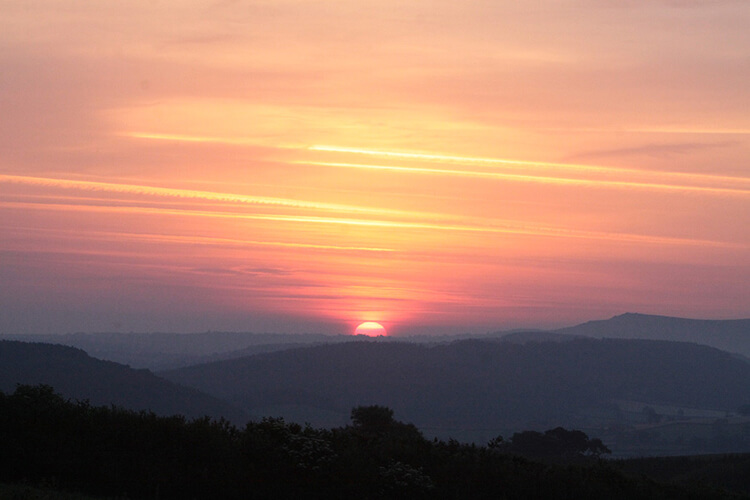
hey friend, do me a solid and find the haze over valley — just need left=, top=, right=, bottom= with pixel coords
left=3, top=313, right=750, bottom=459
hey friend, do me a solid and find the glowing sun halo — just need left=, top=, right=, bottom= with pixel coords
left=355, top=321, right=387, bottom=336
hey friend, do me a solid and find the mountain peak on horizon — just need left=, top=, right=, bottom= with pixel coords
left=613, top=312, right=651, bottom=318
left=605, top=312, right=688, bottom=322
left=556, top=313, right=750, bottom=357
left=606, top=312, right=750, bottom=323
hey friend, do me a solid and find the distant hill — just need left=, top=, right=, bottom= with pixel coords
left=0, top=340, right=247, bottom=423
left=497, top=330, right=582, bottom=344
left=556, top=313, right=750, bottom=356
left=5, top=313, right=748, bottom=368
left=161, top=338, right=750, bottom=445
left=0, top=331, right=502, bottom=370
left=0, top=331, right=349, bottom=370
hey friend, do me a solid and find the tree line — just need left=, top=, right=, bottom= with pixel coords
left=0, top=386, right=740, bottom=499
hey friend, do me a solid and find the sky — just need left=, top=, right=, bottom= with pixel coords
left=1, top=0, right=749, bottom=335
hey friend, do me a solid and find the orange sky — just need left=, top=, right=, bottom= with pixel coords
left=1, top=1, right=748, bottom=334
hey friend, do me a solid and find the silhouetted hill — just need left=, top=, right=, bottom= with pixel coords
left=556, top=313, right=750, bottom=356
left=162, top=338, right=750, bottom=445
left=0, top=331, right=497, bottom=370
left=497, top=330, right=582, bottom=344
left=0, top=340, right=247, bottom=422
left=0, top=331, right=348, bottom=370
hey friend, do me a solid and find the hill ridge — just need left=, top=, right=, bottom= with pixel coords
left=161, top=337, right=750, bottom=448
left=0, top=340, right=247, bottom=423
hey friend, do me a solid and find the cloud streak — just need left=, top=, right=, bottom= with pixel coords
left=0, top=174, right=421, bottom=218
left=1, top=198, right=741, bottom=250
left=565, top=141, right=737, bottom=161
left=2, top=1, right=749, bottom=332
left=302, top=160, right=750, bottom=198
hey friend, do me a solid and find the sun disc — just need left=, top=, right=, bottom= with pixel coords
left=355, top=321, right=387, bottom=336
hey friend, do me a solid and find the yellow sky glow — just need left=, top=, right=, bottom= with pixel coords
left=1, top=1, right=748, bottom=334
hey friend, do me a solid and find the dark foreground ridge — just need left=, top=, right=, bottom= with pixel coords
left=1, top=385, right=747, bottom=500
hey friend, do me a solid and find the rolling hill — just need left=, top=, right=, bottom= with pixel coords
left=161, top=337, right=750, bottom=445
left=555, top=313, right=750, bottom=357
left=0, top=331, right=349, bottom=370
left=0, top=340, right=247, bottom=423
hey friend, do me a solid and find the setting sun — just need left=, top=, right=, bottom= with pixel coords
left=0, top=1, right=748, bottom=336
left=355, top=322, right=387, bottom=337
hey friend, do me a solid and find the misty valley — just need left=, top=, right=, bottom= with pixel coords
left=2, top=314, right=750, bottom=498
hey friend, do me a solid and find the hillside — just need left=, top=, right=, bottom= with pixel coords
left=556, top=313, right=750, bottom=357
left=4, top=313, right=748, bottom=369
left=162, top=338, right=750, bottom=447
left=0, top=331, right=349, bottom=370
left=0, top=340, right=247, bottom=422
left=497, top=330, right=581, bottom=344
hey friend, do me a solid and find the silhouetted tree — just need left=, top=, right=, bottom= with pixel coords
left=2, top=386, right=736, bottom=500
left=487, top=435, right=504, bottom=450
left=351, top=405, right=396, bottom=431
left=506, top=427, right=610, bottom=460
